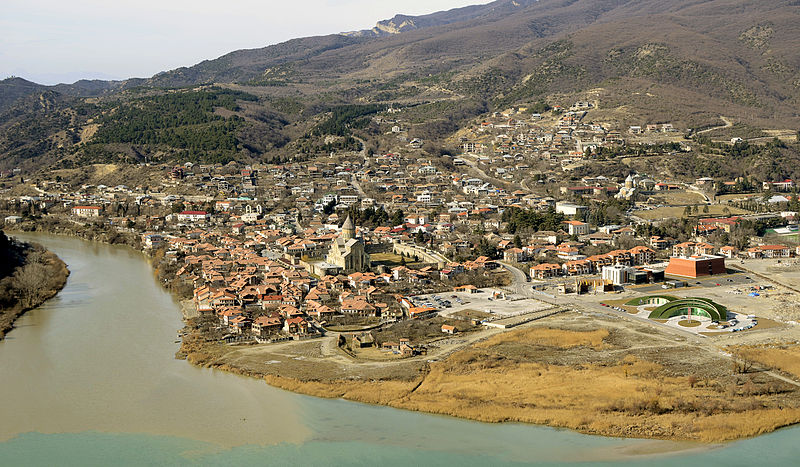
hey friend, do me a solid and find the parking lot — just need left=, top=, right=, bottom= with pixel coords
left=630, top=271, right=755, bottom=294
left=410, top=289, right=553, bottom=319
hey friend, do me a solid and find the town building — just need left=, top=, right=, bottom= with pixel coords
left=72, top=206, right=102, bottom=217
left=141, top=233, right=164, bottom=249
left=326, top=215, right=371, bottom=272
left=530, top=263, right=561, bottom=279
left=555, top=202, right=588, bottom=217
left=664, top=255, right=726, bottom=278
left=563, top=220, right=590, bottom=236
left=177, top=211, right=210, bottom=223
left=601, top=264, right=636, bottom=285
left=746, top=245, right=791, bottom=258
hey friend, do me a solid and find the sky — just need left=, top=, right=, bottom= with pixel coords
left=1, top=0, right=484, bottom=85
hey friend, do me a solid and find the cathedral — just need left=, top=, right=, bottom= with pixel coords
left=326, top=215, right=371, bottom=272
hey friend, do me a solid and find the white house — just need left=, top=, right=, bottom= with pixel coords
left=555, top=202, right=588, bottom=217
left=177, top=211, right=210, bottom=223
left=72, top=206, right=102, bottom=217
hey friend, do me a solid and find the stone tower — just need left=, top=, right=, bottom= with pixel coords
left=341, top=214, right=356, bottom=241
left=625, top=174, right=635, bottom=189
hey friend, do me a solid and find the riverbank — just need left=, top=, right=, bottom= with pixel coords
left=9, top=225, right=800, bottom=443
left=178, top=311, right=800, bottom=443
left=5, top=216, right=140, bottom=249
left=0, top=234, right=69, bottom=339
left=7, top=231, right=800, bottom=466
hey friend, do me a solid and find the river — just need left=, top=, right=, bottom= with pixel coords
left=1, top=233, right=799, bottom=466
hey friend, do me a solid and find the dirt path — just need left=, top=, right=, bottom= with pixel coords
left=223, top=323, right=507, bottom=373
left=460, top=155, right=521, bottom=191
left=696, top=116, right=732, bottom=135
left=759, top=368, right=800, bottom=388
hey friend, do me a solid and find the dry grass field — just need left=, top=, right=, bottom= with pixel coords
left=733, top=345, right=800, bottom=380
left=601, top=298, right=640, bottom=314
left=633, top=205, right=748, bottom=220
left=369, top=252, right=426, bottom=268
left=369, top=252, right=405, bottom=264
left=716, top=193, right=759, bottom=202
left=475, top=327, right=609, bottom=350
left=645, top=191, right=707, bottom=205
left=678, top=320, right=702, bottom=327
left=392, top=320, right=800, bottom=442
left=450, top=309, right=493, bottom=321
left=179, top=311, right=800, bottom=442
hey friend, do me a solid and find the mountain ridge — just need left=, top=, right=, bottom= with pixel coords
left=342, top=0, right=539, bottom=37
left=2, top=0, right=800, bottom=172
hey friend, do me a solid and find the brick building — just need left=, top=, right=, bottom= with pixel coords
left=664, top=255, right=726, bottom=278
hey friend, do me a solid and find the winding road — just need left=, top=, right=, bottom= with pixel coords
left=498, top=261, right=536, bottom=298
left=459, top=155, right=522, bottom=191
left=696, top=116, right=733, bottom=135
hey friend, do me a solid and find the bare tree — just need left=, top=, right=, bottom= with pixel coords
left=687, top=375, right=698, bottom=388
left=732, top=356, right=754, bottom=375
left=12, top=262, right=49, bottom=308
left=25, top=248, right=47, bottom=265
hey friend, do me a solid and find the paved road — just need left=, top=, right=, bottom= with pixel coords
left=498, top=261, right=534, bottom=298
left=494, top=282, right=800, bottom=388
left=497, top=261, right=566, bottom=307
left=246, top=268, right=800, bottom=388
left=558, top=291, right=800, bottom=388
left=730, top=262, right=800, bottom=294
left=573, top=297, right=705, bottom=342
left=630, top=272, right=753, bottom=294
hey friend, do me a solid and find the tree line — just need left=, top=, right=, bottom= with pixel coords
left=502, top=206, right=566, bottom=234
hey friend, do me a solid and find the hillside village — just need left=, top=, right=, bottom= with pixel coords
left=9, top=0, right=800, bottom=450
left=3, top=100, right=800, bottom=354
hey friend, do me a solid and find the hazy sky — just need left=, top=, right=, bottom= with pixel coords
left=2, top=0, right=482, bottom=85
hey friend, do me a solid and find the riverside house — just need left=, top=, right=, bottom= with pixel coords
left=72, top=206, right=102, bottom=217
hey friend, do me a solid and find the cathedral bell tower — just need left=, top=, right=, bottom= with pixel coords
left=341, top=215, right=356, bottom=241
